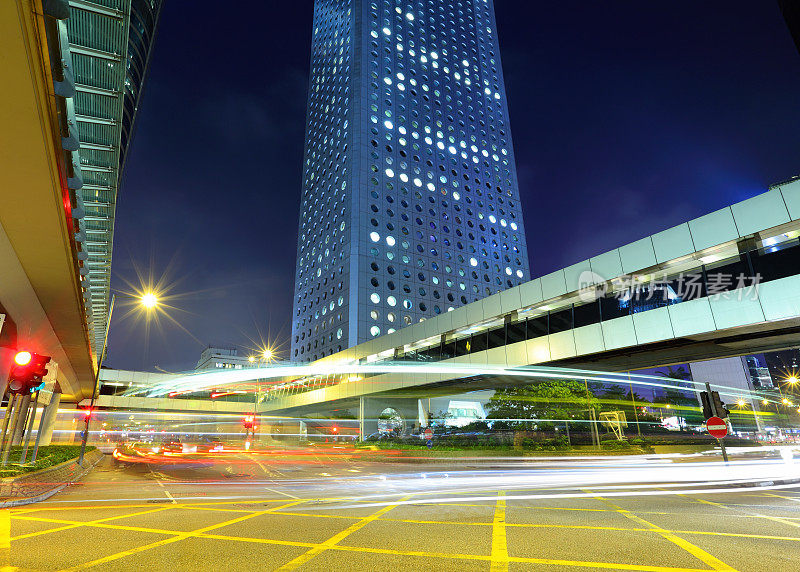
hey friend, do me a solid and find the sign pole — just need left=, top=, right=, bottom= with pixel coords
left=705, top=382, right=728, bottom=463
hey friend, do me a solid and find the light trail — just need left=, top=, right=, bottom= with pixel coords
left=121, top=361, right=762, bottom=403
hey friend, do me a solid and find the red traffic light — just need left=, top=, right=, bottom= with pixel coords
left=8, top=350, right=51, bottom=394
left=14, top=351, right=32, bottom=365
left=243, top=415, right=255, bottom=429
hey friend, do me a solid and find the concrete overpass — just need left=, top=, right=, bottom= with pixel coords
left=230, top=180, right=800, bottom=416
left=96, top=181, right=800, bottom=434
left=1, top=0, right=96, bottom=400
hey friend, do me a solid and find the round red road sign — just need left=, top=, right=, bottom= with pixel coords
left=706, top=416, right=728, bottom=439
left=423, top=427, right=433, bottom=440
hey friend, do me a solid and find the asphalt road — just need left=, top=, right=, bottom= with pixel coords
left=4, top=449, right=800, bottom=571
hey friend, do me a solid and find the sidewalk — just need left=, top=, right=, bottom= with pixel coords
left=0, top=449, right=104, bottom=507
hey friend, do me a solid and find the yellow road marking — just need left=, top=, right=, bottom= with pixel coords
left=490, top=491, right=508, bottom=572
left=684, top=492, right=800, bottom=530
left=10, top=505, right=172, bottom=542
left=592, top=494, right=737, bottom=572
left=16, top=510, right=800, bottom=544
left=507, top=556, right=711, bottom=572
left=55, top=499, right=304, bottom=571
left=11, top=506, right=760, bottom=572
left=274, top=497, right=409, bottom=571
left=0, top=509, right=8, bottom=569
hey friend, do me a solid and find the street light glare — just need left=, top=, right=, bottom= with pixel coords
left=262, top=349, right=274, bottom=361
left=787, top=375, right=798, bottom=385
left=140, top=292, right=158, bottom=309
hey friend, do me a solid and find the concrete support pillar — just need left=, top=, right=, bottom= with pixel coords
left=359, top=397, right=421, bottom=439
left=37, top=391, right=61, bottom=446
left=358, top=397, right=365, bottom=441
left=418, top=398, right=430, bottom=428
left=10, top=394, right=31, bottom=446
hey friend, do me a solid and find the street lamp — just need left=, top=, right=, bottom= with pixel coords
left=140, top=292, right=158, bottom=309
left=79, top=292, right=161, bottom=465
left=262, top=348, right=274, bottom=362
left=736, top=399, right=747, bottom=408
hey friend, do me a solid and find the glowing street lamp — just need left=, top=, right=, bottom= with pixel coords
left=262, top=348, right=274, bottom=362
left=736, top=399, right=747, bottom=408
left=140, top=292, right=159, bottom=309
left=248, top=356, right=256, bottom=363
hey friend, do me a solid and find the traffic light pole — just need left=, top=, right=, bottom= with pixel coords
left=705, top=382, right=729, bottom=463
left=0, top=394, right=17, bottom=460
left=19, top=390, right=39, bottom=463
left=1, top=396, right=23, bottom=467
left=78, top=295, right=114, bottom=467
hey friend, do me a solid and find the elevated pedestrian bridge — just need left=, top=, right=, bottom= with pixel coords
left=104, top=182, right=800, bottom=417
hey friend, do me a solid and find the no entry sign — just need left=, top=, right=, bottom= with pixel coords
left=423, top=427, right=433, bottom=441
left=706, top=416, right=728, bottom=439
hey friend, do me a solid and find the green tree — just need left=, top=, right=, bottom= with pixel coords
left=486, top=379, right=598, bottom=428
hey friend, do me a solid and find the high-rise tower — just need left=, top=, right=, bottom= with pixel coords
left=292, top=0, right=529, bottom=361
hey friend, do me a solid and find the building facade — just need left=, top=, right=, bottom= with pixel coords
left=292, top=0, right=530, bottom=361
left=195, top=347, right=250, bottom=371
left=66, top=0, right=163, bottom=352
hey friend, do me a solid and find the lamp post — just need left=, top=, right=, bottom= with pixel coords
left=78, top=292, right=159, bottom=465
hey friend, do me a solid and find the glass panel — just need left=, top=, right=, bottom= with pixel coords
left=487, top=326, right=505, bottom=349
left=526, top=315, right=548, bottom=339
left=601, top=295, right=630, bottom=320
left=471, top=331, right=488, bottom=353
left=441, top=341, right=456, bottom=359
left=573, top=300, right=600, bottom=328
left=750, top=239, right=800, bottom=283
left=455, top=337, right=470, bottom=356
left=703, top=253, right=751, bottom=294
left=506, top=320, right=526, bottom=344
left=549, top=308, right=573, bottom=333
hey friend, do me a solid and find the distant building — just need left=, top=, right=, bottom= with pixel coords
left=779, top=0, right=800, bottom=55
left=195, top=347, right=250, bottom=371
left=746, top=356, right=774, bottom=389
left=291, top=0, right=530, bottom=361
left=763, top=349, right=800, bottom=385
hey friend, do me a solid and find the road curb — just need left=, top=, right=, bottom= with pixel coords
left=0, top=449, right=104, bottom=507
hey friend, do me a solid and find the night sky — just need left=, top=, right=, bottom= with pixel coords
left=106, top=1, right=800, bottom=373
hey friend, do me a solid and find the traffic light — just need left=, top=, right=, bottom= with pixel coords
left=699, top=390, right=729, bottom=419
left=711, top=391, right=730, bottom=418
left=243, top=415, right=255, bottom=429
left=7, top=351, right=51, bottom=394
left=700, top=391, right=713, bottom=419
